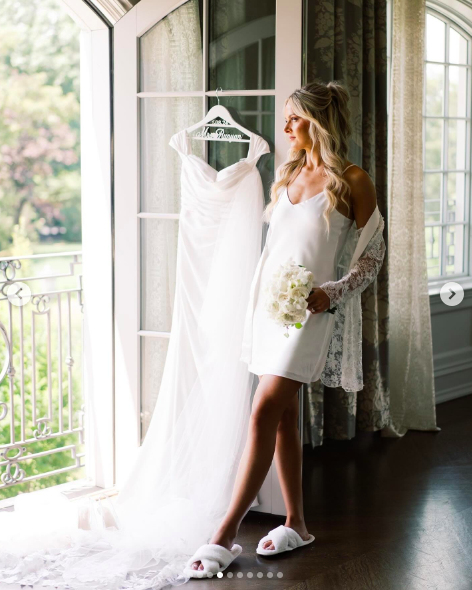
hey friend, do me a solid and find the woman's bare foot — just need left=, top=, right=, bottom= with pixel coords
left=190, top=529, right=237, bottom=571
left=261, top=520, right=311, bottom=551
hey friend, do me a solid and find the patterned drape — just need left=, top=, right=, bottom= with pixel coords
left=302, top=0, right=390, bottom=447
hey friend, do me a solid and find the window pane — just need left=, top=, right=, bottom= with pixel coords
left=209, top=0, right=276, bottom=90
left=425, top=118, right=443, bottom=169
left=449, top=27, right=468, bottom=65
left=140, top=0, right=203, bottom=92
left=207, top=95, right=274, bottom=200
left=444, top=224, right=465, bottom=275
left=424, top=173, right=442, bottom=222
left=425, top=64, right=444, bottom=116
left=140, top=336, right=169, bottom=442
left=426, top=14, right=445, bottom=62
left=424, top=15, right=471, bottom=285
left=140, top=97, right=204, bottom=213
left=446, top=173, right=466, bottom=222
left=425, top=226, right=441, bottom=278
left=141, top=218, right=179, bottom=332
left=447, top=119, right=467, bottom=170
left=448, top=66, right=468, bottom=117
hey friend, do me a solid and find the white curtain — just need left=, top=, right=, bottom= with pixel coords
left=139, top=0, right=203, bottom=436
left=383, top=0, right=440, bottom=437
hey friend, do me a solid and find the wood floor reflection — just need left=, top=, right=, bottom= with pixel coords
left=189, top=394, right=472, bottom=590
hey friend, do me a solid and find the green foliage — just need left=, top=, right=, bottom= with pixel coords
left=0, top=0, right=80, bottom=95
left=8, top=218, right=34, bottom=272
left=0, top=0, right=81, bottom=252
left=0, top=0, right=85, bottom=499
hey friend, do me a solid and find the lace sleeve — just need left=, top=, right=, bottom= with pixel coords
left=319, top=220, right=386, bottom=308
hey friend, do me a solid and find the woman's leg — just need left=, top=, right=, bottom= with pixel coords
left=261, top=392, right=310, bottom=551
left=190, top=374, right=303, bottom=570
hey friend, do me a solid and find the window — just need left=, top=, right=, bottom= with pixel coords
left=424, top=9, right=471, bottom=284
left=0, top=0, right=113, bottom=501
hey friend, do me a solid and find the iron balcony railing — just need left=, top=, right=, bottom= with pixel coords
left=0, top=251, right=84, bottom=491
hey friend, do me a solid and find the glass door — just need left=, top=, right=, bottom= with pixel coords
left=139, top=0, right=275, bottom=440
left=114, top=0, right=302, bottom=515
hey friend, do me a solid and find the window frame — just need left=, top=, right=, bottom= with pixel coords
left=424, top=3, right=472, bottom=295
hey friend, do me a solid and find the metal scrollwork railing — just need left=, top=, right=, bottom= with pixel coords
left=0, top=251, right=85, bottom=490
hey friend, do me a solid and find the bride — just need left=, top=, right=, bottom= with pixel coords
left=185, top=80, right=385, bottom=576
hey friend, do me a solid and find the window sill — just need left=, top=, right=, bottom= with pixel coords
left=428, top=276, right=472, bottom=297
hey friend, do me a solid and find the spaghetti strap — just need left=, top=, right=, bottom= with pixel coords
left=342, top=163, right=357, bottom=175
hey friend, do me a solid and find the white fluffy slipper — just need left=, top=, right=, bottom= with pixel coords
left=256, top=524, right=315, bottom=556
left=183, top=543, right=243, bottom=578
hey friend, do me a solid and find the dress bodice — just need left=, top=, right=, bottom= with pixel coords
left=261, top=187, right=354, bottom=288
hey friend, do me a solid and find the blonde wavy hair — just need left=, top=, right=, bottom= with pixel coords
left=262, top=80, right=353, bottom=236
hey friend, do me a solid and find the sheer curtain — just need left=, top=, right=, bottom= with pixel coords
left=384, top=0, right=440, bottom=437
left=139, top=0, right=203, bottom=436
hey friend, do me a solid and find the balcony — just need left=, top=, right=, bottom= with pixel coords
left=0, top=251, right=87, bottom=501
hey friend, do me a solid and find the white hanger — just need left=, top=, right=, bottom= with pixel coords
left=185, top=88, right=252, bottom=143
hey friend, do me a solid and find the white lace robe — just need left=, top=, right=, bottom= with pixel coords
left=318, top=207, right=386, bottom=392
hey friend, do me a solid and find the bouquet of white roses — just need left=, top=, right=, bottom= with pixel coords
left=262, top=257, right=315, bottom=338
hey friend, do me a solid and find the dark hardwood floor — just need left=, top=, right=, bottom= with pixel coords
left=188, top=394, right=472, bottom=590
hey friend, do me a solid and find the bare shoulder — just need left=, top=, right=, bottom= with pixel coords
left=343, top=163, right=377, bottom=228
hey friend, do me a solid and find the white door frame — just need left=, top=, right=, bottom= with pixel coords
left=114, top=0, right=302, bottom=515
left=59, top=0, right=114, bottom=490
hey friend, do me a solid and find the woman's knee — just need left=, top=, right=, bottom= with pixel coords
left=251, top=375, right=301, bottom=430
left=250, top=395, right=277, bottom=430
left=277, top=396, right=299, bottom=434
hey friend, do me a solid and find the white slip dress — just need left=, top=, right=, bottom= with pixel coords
left=245, top=166, right=355, bottom=384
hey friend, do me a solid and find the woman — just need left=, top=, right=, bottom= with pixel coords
left=186, top=80, right=382, bottom=575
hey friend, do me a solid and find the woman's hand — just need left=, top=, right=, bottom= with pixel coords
left=305, top=287, right=331, bottom=314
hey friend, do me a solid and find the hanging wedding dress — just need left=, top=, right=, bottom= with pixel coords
left=0, top=128, right=270, bottom=589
